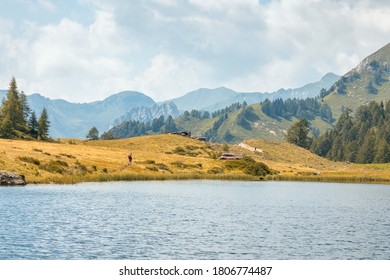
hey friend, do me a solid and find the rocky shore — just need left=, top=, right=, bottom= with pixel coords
left=0, top=171, right=27, bottom=186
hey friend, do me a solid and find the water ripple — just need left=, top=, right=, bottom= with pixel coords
left=1, top=181, right=390, bottom=259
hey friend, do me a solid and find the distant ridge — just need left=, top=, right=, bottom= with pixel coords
left=111, top=102, right=180, bottom=128
left=1, top=71, right=339, bottom=139
left=24, top=91, right=155, bottom=138
left=167, top=73, right=339, bottom=112
left=166, top=86, right=257, bottom=112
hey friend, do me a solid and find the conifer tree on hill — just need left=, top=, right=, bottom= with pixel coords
left=311, top=101, right=390, bottom=163
left=0, top=77, right=29, bottom=138
left=37, top=108, right=50, bottom=140
left=0, top=77, right=50, bottom=140
left=28, top=111, right=39, bottom=139
left=286, top=118, right=311, bottom=149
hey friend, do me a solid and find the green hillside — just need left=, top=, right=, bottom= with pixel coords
left=175, top=115, right=215, bottom=135
left=176, top=103, right=332, bottom=143
left=325, top=43, right=390, bottom=119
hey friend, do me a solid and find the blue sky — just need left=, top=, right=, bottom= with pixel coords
left=1, top=0, right=390, bottom=102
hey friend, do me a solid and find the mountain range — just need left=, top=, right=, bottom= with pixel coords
left=0, top=72, right=339, bottom=138
left=110, top=102, right=180, bottom=128
left=0, top=90, right=155, bottom=138
left=3, top=42, right=389, bottom=141
left=166, top=72, right=339, bottom=112
left=106, top=42, right=390, bottom=144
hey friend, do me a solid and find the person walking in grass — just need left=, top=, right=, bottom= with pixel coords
left=128, top=152, right=133, bottom=165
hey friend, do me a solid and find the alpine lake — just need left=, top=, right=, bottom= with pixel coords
left=1, top=180, right=389, bottom=259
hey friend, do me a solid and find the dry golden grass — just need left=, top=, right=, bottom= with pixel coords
left=0, top=135, right=248, bottom=183
left=2, top=135, right=390, bottom=184
left=232, top=139, right=390, bottom=183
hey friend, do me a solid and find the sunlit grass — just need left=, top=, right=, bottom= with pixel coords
left=267, top=175, right=390, bottom=184
left=2, top=135, right=390, bottom=185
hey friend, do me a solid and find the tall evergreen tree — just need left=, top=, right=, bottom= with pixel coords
left=164, top=115, right=177, bottom=132
left=28, top=111, right=39, bottom=139
left=37, top=108, right=50, bottom=139
left=20, top=92, right=31, bottom=122
left=151, top=115, right=164, bottom=132
left=311, top=131, right=332, bottom=157
left=0, top=114, right=13, bottom=138
left=287, top=118, right=311, bottom=149
left=202, top=111, right=210, bottom=119
left=0, top=78, right=29, bottom=137
left=375, top=140, right=390, bottom=163
left=356, top=132, right=375, bottom=163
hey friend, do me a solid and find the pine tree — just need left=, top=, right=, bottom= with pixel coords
left=287, top=118, right=311, bottom=149
left=164, top=115, right=177, bottom=132
left=202, top=111, right=210, bottom=119
left=319, top=88, right=328, bottom=98
left=312, top=101, right=390, bottom=163
left=356, top=132, right=375, bottom=163
left=374, top=139, right=390, bottom=163
left=20, top=92, right=31, bottom=124
left=86, top=127, right=99, bottom=140
left=311, top=131, right=332, bottom=157
left=0, top=114, right=13, bottom=138
left=151, top=116, right=164, bottom=132
left=38, top=108, right=50, bottom=140
left=0, top=78, right=29, bottom=137
left=28, top=111, right=39, bottom=139
left=328, top=136, right=344, bottom=161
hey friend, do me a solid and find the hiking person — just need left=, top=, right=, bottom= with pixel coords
left=128, top=152, right=133, bottom=165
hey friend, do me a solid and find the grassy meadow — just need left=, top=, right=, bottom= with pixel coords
left=1, top=134, right=390, bottom=184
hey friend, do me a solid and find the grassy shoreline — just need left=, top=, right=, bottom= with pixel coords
left=3, top=135, right=390, bottom=186
left=30, top=173, right=260, bottom=185
left=24, top=173, right=390, bottom=185
left=267, top=175, right=390, bottom=185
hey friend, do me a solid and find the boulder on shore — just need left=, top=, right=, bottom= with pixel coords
left=0, top=171, right=27, bottom=186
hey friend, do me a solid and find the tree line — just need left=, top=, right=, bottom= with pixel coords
left=287, top=100, right=390, bottom=164
left=311, top=101, right=390, bottom=163
left=181, top=102, right=247, bottom=120
left=0, top=78, right=50, bottom=140
left=100, top=115, right=178, bottom=139
left=262, top=97, right=333, bottom=123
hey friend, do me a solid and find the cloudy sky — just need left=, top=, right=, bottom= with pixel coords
left=1, top=0, right=390, bottom=102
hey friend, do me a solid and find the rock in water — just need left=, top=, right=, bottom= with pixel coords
left=0, top=171, right=27, bottom=186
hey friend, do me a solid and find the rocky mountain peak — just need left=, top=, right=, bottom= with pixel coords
left=111, top=101, right=180, bottom=128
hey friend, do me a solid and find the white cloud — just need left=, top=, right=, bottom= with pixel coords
left=151, top=0, right=178, bottom=7
left=1, top=10, right=134, bottom=102
left=130, top=54, right=214, bottom=101
left=38, top=0, right=56, bottom=12
left=1, top=0, right=390, bottom=101
left=226, top=0, right=390, bottom=92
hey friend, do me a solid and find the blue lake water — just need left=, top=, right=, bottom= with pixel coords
left=1, top=180, right=390, bottom=260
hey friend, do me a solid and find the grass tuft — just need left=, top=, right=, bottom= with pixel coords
left=18, top=156, right=41, bottom=166
left=40, top=160, right=68, bottom=174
